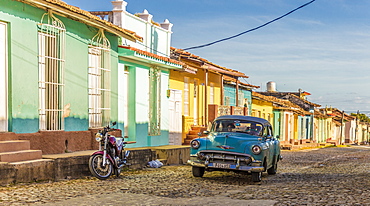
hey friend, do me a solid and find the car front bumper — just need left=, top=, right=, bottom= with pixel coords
left=187, top=158, right=264, bottom=173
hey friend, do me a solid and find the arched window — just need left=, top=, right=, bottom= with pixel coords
left=38, top=11, right=65, bottom=131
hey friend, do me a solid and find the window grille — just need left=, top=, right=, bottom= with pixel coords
left=238, top=90, right=244, bottom=106
left=38, top=11, right=65, bottom=131
left=184, top=77, right=189, bottom=116
left=148, top=67, right=161, bottom=136
left=225, top=96, right=230, bottom=106
left=88, top=29, right=111, bottom=128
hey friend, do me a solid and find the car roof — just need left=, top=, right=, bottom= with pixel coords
left=214, top=115, right=270, bottom=125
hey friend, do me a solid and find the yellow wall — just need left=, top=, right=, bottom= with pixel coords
left=293, top=114, right=298, bottom=140
left=169, top=69, right=224, bottom=144
left=251, top=99, right=274, bottom=128
left=169, top=69, right=222, bottom=126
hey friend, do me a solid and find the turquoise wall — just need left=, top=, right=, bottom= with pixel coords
left=241, top=88, right=252, bottom=114
left=224, top=84, right=236, bottom=106
left=119, top=60, right=170, bottom=148
left=273, top=111, right=281, bottom=137
left=298, top=116, right=312, bottom=140
left=1, top=0, right=119, bottom=133
left=223, top=84, right=252, bottom=113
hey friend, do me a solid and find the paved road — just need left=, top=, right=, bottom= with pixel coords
left=1, top=145, right=370, bottom=205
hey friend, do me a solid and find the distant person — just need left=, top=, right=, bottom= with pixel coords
left=227, top=123, right=235, bottom=132
left=247, top=124, right=260, bottom=136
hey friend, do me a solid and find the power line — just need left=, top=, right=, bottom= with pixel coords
left=183, top=0, right=317, bottom=51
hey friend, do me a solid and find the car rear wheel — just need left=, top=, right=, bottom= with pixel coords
left=251, top=172, right=262, bottom=182
left=192, top=166, right=205, bottom=177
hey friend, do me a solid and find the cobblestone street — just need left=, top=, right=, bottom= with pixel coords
left=1, top=146, right=370, bottom=205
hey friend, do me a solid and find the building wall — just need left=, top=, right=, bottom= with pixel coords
left=118, top=61, right=170, bottom=147
left=240, top=89, right=252, bottom=115
left=280, top=111, right=293, bottom=142
left=1, top=0, right=120, bottom=133
left=273, top=110, right=281, bottom=137
left=224, top=84, right=252, bottom=114
left=112, top=1, right=172, bottom=56
left=224, top=84, right=236, bottom=106
left=251, top=99, right=273, bottom=119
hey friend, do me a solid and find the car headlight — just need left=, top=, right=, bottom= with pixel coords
left=252, top=145, right=262, bottom=155
left=95, top=133, right=103, bottom=142
left=190, top=140, right=200, bottom=149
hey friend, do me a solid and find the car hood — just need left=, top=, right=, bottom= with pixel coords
left=202, top=132, right=261, bottom=153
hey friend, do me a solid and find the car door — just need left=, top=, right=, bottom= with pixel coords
left=264, top=125, right=275, bottom=168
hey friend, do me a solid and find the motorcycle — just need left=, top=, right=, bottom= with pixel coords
left=88, top=122, right=133, bottom=180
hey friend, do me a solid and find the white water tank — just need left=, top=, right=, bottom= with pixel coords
left=267, top=81, right=276, bottom=92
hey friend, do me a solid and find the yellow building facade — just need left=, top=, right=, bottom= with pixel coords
left=169, top=48, right=246, bottom=144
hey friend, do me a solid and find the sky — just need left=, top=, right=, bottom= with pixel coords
left=63, top=0, right=370, bottom=113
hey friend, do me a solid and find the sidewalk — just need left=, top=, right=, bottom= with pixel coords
left=0, top=145, right=190, bottom=186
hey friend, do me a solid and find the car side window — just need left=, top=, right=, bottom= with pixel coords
left=263, top=126, right=268, bottom=137
left=268, top=126, right=273, bottom=137
left=263, top=125, right=274, bottom=137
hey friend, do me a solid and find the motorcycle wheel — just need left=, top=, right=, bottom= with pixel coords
left=88, top=154, right=113, bottom=180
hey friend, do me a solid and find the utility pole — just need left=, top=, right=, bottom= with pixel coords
left=367, top=123, right=369, bottom=145
left=339, top=110, right=344, bottom=145
left=355, top=110, right=359, bottom=144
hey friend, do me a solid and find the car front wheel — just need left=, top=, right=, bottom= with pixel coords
left=251, top=172, right=262, bottom=182
left=192, top=166, right=205, bottom=177
left=267, top=161, right=277, bottom=175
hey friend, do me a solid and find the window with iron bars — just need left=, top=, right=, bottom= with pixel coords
left=38, top=12, right=65, bottom=131
left=88, top=29, right=111, bottom=128
left=88, top=46, right=111, bottom=128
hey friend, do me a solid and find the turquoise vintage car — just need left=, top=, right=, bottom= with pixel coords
left=187, top=115, right=282, bottom=182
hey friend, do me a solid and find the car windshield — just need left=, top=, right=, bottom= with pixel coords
left=211, top=119, right=263, bottom=136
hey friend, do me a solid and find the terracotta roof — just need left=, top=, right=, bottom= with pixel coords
left=17, top=0, right=143, bottom=42
left=314, top=110, right=329, bottom=118
left=223, top=76, right=260, bottom=89
left=320, top=108, right=356, bottom=121
left=290, top=94, right=321, bottom=107
left=119, top=45, right=184, bottom=66
left=252, top=92, right=308, bottom=115
left=170, top=47, right=247, bottom=77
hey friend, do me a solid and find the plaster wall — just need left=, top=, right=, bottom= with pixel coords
left=2, top=0, right=121, bottom=134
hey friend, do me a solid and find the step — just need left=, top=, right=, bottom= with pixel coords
left=183, top=139, right=192, bottom=145
left=0, top=140, right=31, bottom=153
left=191, top=126, right=207, bottom=132
left=1, top=159, right=54, bottom=185
left=186, top=134, right=199, bottom=140
left=189, top=130, right=201, bottom=135
left=0, top=150, right=42, bottom=163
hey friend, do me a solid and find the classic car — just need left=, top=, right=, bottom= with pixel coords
left=187, top=115, right=282, bottom=182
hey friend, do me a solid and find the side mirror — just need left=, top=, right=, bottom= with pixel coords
left=112, top=121, right=117, bottom=126
left=275, top=135, right=280, bottom=140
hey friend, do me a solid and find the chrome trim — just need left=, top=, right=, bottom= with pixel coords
left=187, top=159, right=264, bottom=172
